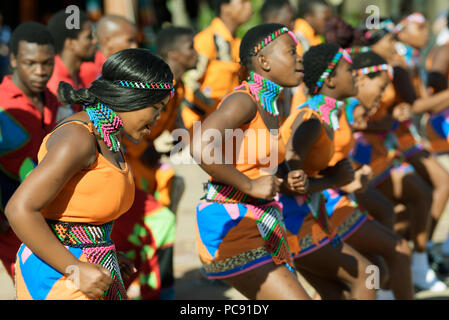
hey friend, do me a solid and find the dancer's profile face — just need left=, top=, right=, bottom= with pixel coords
left=332, top=59, right=357, bottom=98
left=118, top=95, right=170, bottom=141
left=398, top=22, right=429, bottom=49
left=256, top=33, right=304, bottom=88
left=371, top=33, right=397, bottom=61
left=356, top=71, right=389, bottom=112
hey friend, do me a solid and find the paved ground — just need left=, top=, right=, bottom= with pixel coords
left=2, top=136, right=449, bottom=300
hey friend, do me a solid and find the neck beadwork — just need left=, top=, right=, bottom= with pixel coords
left=302, top=94, right=345, bottom=130
left=237, top=71, right=283, bottom=117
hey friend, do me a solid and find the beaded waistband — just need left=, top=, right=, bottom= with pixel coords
left=202, top=181, right=271, bottom=205
left=47, top=220, right=114, bottom=248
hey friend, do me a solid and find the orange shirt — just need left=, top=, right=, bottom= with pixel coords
left=183, top=18, right=241, bottom=114
left=38, top=121, right=135, bottom=225
left=214, top=84, right=286, bottom=180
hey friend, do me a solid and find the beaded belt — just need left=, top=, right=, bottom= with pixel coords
left=201, top=181, right=295, bottom=270
left=47, top=220, right=114, bottom=248
left=47, top=219, right=127, bottom=300
left=202, top=181, right=271, bottom=205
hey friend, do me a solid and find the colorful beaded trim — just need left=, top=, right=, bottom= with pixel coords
left=344, top=46, right=371, bottom=56
left=312, top=48, right=353, bottom=94
left=252, top=26, right=298, bottom=55
left=47, top=220, right=127, bottom=300
left=85, top=102, right=124, bottom=152
left=356, top=64, right=394, bottom=80
left=116, top=80, right=175, bottom=98
left=300, top=94, right=345, bottom=130
left=394, top=12, right=426, bottom=33
left=48, top=220, right=114, bottom=248
left=235, top=71, right=282, bottom=117
left=364, top=19, right=395, bottom=39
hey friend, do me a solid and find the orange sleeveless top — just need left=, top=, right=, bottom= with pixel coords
left=281, top=106, right=334, bottom=177
left=328, top=109, right=355, bottom=166
left=38, top=121, right=135, bottom=225
left=214, top=83, right=286, bottom=180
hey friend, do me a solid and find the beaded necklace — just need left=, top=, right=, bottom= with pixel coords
left=235, top=71, right=282, bottom=117
left=85, top=102, right=124, bottom=152
left=300, top=94, right=345, bottom=130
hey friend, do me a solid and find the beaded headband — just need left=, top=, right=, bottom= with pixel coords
left=116, top=80, right=175, bottom=98
left=252, top=27, right=298, bottom=55
left=312, top=48, right=353, bottom=95
left=364, top=19, right=395, bottom=39
left=356, top=64, right=394, bottom=80
left=394, top=12, right=426, bottom=33
left=344, top=46, right=371, bottom=56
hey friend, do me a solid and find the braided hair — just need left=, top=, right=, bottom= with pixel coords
left=58, top=48, right=174, bottom=112
left=354, top=17, right=395, bottom=46
left=303, top=42, right=341, bottom=94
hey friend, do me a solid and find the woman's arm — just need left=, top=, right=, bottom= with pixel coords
left=394, top=65, right=449, bottom=114
left=286, top=112, right=353, bottom=194
left=5, top=124, right=111, bottom=298
left=191, top=92, right=282, bottom=200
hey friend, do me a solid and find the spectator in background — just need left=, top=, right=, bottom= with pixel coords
left=294, top=0, right=332, bottom=55
left=0, top=21, right=59, bottom=282
left=80, top=14, right=138, bottom=86
left=112, top=26, right=197, bottom=300
left=181, top=0, right=252, bottom=136
left=47, top=9, right=97, bottom=120
left=260, top=0, right=295, bottom=30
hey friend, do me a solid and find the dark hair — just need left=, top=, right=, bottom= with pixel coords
left=324, top=15, right=364, bottom=49
left=47, top=9, right=90, bottom=54
left=10, top=21, right=55, bottom=56
left=58, top=48, right=174, bottom=112
left=213, top=0, right=231, bottom=16
left=239, top=23, right=287, bottom=71
left=352, top=51, right=388, bottom=79
left=303, top=42, right=340, bottom=93
left=156, top=26, right=194, bottom=59
left=298, top=0, right=329, bottom=18
left=354, top=17, right=394, bottom=46
left=261, top=0, right=290, bottom=23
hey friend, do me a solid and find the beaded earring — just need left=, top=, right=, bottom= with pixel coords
left=85, top=102, right=124, bottom=152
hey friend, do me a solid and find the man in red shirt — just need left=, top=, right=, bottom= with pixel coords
left=0, top=22, right=59, bottom=280
left=80, top=15, right=138, bottom=87
left=47, top=10, right=97, bottom=120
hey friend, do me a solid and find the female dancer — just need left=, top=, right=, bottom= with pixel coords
left=193, top=23, right=310, bottom=300
left=5, top=48, right=174, bottom=300
left=281, top=43, right=413, bottom=299
left=354, top=16, right=449, bottom=291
